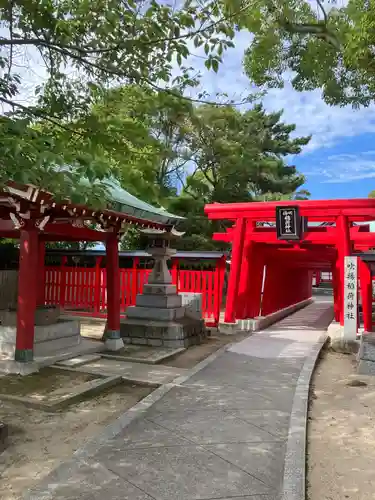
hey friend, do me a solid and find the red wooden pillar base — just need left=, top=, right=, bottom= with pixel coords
left=336, top=215, right=351, bottom=326
left=315, top=271, right=321, bottom=287
left=359, top=259, right=372, bottom=333
left=105, top=232, right=122, bottom=349
left=37, top=240, right=46, bottom=306
left=332, top=265, right=340, bottom=323
left=224, top=218, right=246, bottom=323
left=15, top=226, right=39, bottom=362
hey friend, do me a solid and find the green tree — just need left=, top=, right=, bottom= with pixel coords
left=167, top=104, right=311, bottom=249
left=0, top=0, right=239, bottom=202
left=230, top=0, right=375, bottom=107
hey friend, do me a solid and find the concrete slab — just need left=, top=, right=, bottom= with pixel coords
left=99, top=418, right=192, bottom=452
left=68, top=358, right=187, bottom=386
left=55, top=354, right=102, bottom=367
left=29, top=460, right=155, bottom=500
left=99, top=445, right=273, bottom=500
left=147, top=384, right=291, bottom=414
left=206, top=441, right=286, bottom=490
left=148, top=408, right=281, bottom=444
left=228, top=409, right=291, bottom=440
left=100, top=345, right=185, bottom=365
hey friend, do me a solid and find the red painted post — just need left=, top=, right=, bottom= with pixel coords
left=225, top=218, right=246, bottom=323
left=336, top=215, right=351, bottom=325
left=236, top=222, right=256, bottom=319
left=315, top=271, right=321, bottom=287
left=37, top=240, right=45, bottom=306
left=15, top=225, right=39, bottom=362
left=60, top=256, right=67, bottom=309
left=94, top=256, right=103, bottom=314
left=359, top=258, right=372, bottom=333
left=246, top=248, right=264, bottom=318
left=214, top=256, right=226, bottom=326
left=131, top=257, right=140, bottom=304
left=332, top=266, right=340, bottom=322
left=105, top=232, right=122, bottom=347
left=172, top=258, right=179, bottom=292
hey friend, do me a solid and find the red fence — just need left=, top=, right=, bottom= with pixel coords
left=44, top=262, right=226, bottom=326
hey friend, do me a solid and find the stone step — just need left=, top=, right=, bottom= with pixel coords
left=135, top=294, right=182, bottom=309
left=143, top=284, right=177, bottom=295
left=55, top=354, right=102, bottom=368
left=126, top=305, right=185, bottom=321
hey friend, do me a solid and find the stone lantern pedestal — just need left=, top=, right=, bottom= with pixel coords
left=120, top=228, right=206, bottom=348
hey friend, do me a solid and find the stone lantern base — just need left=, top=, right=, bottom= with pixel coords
left=120, top=228, right=207, bottom=348
left=120, top=284, right=207, bottom=348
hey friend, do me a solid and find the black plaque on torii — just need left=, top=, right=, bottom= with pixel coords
left=276, top=206, right=305, bottom=241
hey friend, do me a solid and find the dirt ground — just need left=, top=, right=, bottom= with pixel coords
left=0, top=384, right=152, bottom=500
left=307, top=349, right=375, bottom=500
left=0, top=367, right=96, bottom=397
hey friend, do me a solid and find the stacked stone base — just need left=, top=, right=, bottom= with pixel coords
left=358, top=333, right=375, bottom=375
left=120, top=317, right=207, bottom=349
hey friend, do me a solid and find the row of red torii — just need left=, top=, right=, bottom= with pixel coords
left=205, top=199, right=375, bottom=334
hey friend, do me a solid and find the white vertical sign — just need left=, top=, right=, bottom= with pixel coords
left=343, top=256, right=358, bottom=339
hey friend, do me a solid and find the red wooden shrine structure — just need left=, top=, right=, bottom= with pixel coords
left=205, top=199, right=375, bottom=332
left=0, top=181, right=183, bottom=362
left=42, top=251, right=226, bottom=326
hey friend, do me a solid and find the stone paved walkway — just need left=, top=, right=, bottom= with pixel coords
left=25, top=300, right=333, bottom=500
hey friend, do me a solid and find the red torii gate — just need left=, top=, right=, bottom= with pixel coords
left=205, top=199, right=375, bottom=330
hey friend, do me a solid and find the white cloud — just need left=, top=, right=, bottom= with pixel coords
left=304, top=151, right=375, bottom=183
left=183, top=27, right=375, bottom=155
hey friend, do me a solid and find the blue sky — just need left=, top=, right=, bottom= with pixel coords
left=180, top=22, right=375, bottom=201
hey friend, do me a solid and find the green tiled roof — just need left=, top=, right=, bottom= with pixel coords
left=103, top=179, right=184, bottom=226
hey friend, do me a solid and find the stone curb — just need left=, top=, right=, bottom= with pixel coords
left=0, top=375, right=123, bottom=412
left=282, top=335, right=328, bottom=500
left=24, top=343, right=231, bottom=500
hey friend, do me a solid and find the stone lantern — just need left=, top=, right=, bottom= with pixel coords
left=120, top=227, right=206, bottom=348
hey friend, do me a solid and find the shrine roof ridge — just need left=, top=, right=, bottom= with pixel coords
left=1, top=178, right=184, bottom=228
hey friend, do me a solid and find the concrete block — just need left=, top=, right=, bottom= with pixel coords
left=34, top=334, right=81, bottom=356
left=180, top=293, right=203, bottom=320
left=126, top=306, right=185, bottom=321
left=358, top=359, right=375, bottom=376
left=130, top=337, right=148, bottom=345
left=163, top=339, right=185, bottom=349
left=105, top=338, right=124, bottom=351
left=34, top=320, right=81, bottom=343
left=0, top=421, right=8, bottom=452
left=330, top=338, right=359, bottom=354
left=135, top=294, right=182, bottom=309
left=0, top=306, right=61, bottom=327
left=0, top=360, right=39, bottom=375
left=142, top=284, right=177, bottom=295
left=358, top=333, right=375, bottom=361
left=147, top=339, right=163, bottom=347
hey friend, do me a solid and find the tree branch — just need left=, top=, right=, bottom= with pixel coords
left=316, top=0, right=328, bottom=24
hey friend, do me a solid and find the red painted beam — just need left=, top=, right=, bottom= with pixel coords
left=205, top=198, right=375, bottom=221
